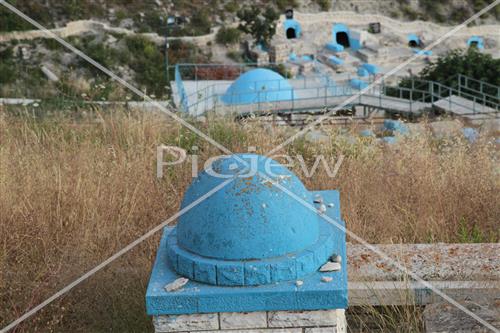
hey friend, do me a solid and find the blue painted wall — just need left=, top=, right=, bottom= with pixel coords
left=284, top=18, right=302, bottom=38
left=467, top=36, right=484, bottom=49
left=407, top=33, right=420, bottom=46
left=331, top=24, right=363, bottom=51
left=332, top=23, right=349, bottom=41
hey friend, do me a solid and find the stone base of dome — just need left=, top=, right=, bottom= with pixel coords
left=166, top=220, right=337, bottom=287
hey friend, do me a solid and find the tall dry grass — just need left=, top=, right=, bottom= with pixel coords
left=1, top=109, right=498, bottom=332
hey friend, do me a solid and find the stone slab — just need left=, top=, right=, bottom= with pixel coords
left=347, top=243, right=500, bottom=282
left=268, top=309, right=343, bottom=328
left=348, top=280, right=500, bottom=306
left=152, top=313, right=218, bottom=332
left=304, top=328, right=339, bottom=333
left=423, top=301, right=500, bottom=332
left=198, top=329, right=302, bottom=333
left=146, top=191, right=348, bottom=316
left=220, top=312, right=267, bottom=329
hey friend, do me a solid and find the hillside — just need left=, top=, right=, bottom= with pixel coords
left=1, top=0, right=499, bottom=35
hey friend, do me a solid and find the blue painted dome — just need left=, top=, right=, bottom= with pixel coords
left=221, top=69, right=293, bottom=105
left=176, top=154, right=319, bottom=260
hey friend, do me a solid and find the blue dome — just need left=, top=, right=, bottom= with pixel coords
left=176, top=154, right=319, bottom=260
left=221, top=69, right=294, bottom=105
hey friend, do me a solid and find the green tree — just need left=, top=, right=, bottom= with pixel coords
left=417, top=48, right=500, bottom=86
left=190, top=9, right=212, bottom=35
left=237, top=5, right=279, bottom=48
left=394, top=48, right=500, bottom=101
left=315, top=0, right=332, bottom=11
left=216, top=26, right=241, bottom=45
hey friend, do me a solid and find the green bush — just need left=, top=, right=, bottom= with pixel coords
left=226, top=51, right=243, bottom=62
left=276, top=0, right=299, bottom=11
left=190, top=9, right=212, bottom=35
left=418, top=48, right=500, bottom=86
left=315, top=0, right=332, bottom=11
left=392, top=48, right=500, bottom=101
left=0, top=49, right=16, bottom=84
left=237, top=5, right=279, bottom=48
left=216, top=26, right=241, bottom=45
left=224, top=1, right=239, bottom=13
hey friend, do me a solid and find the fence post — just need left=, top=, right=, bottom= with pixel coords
left=458, top=74, right=461, bottom=97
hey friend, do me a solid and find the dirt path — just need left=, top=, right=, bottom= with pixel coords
left=0, top=19, right=220, bottom=46
left=2, top=11, right=498, bottom=46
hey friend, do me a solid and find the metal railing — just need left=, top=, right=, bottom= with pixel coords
left=173, top=63, right=499, bottom=117
left=405, top=77, right=499, bottom=114
left=185, top=81, right=429, bottom=116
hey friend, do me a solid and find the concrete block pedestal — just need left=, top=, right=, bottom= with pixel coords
left=146, top=154, right=348, bottom=333
left=153, top=309, right=346, bottom=332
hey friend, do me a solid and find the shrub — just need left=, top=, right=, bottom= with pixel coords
left=224, top=1, right=239, bottom=13
left=276, top=0, right=299, bottom=11
left=226, top=50, right=243, bottom=62
left=237, top=5, right=279, bottom=48
left=0, top=49, right=16, bottom=84
left=216, top=26, right=241, bottom=45
left=190, top=9, right=212, bottom=35
left=315, top=0, right=332, bottom=11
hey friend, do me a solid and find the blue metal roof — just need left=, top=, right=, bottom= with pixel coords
left=221, top=69, right=294, bottom=105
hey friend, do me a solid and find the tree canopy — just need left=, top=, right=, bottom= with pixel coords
left=413, top=48, right=500, bottom=86
left=237, top=5, right=279, bottom=48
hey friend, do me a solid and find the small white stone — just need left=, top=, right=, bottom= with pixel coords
left=262, top=203, right=267, bottom=208
left=295, top=280, right=304, bottom=287
left=327, top=203, right=335, bottom=208
left=317, top=204, right=327, bottom=214
left=164, top=277, right=189, bottom=292
left=320, top=261, right=341, bottom=272
left=330, top=254, right=342, bottom=263
left=313, top=195, right=323, bottom=203
left=321, top=276, right=333, bottom=283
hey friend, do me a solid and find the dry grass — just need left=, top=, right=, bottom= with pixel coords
left=1, top=109, right=499, bottom=332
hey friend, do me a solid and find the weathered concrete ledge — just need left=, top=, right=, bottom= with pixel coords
left=347, top=243, right=500, bottom=306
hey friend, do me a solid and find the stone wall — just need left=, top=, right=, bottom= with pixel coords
left=153, top=309, right=346, bottom=333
